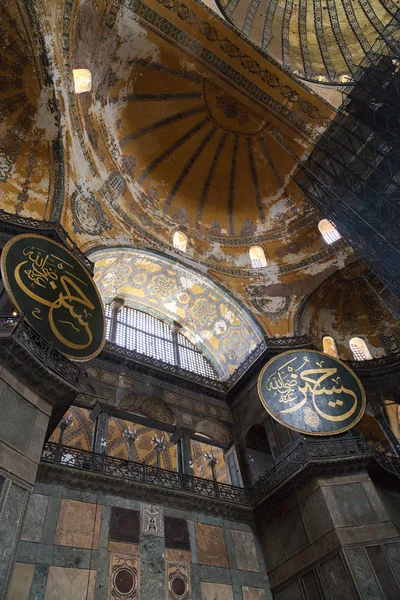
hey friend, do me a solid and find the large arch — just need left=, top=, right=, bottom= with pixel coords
left=91, top=247, right=264, bottom=380
left=299, top=264, right=400, bottom=360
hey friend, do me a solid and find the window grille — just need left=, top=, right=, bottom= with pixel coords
left=380, top=330, right=400, bottom=354
left=107, top=172, right=126, bottom=196
left=104, top=304, right=113, bottom=340
left=318, top=219, right=341, bottom=244
left=349, top=337, right=372, bottom=360
left=105, top=305, right=217, bottom=379
left=249, top=246, right=267, bottom=268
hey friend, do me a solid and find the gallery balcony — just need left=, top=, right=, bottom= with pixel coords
left=38, top=435, right=400, bottom=519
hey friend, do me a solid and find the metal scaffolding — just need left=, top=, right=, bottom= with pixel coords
left=295, top=11, right=400, bottom=319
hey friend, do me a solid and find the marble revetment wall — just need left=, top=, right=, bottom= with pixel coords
left=5, top=482, right=272, bottom=600
left=0, top=367, right=52, bottom=599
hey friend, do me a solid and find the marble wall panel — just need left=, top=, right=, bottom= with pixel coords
left=44, top=566, right=94, bottom=600
left=167, top=561, right=190, bottom=600
left=166, top=549, right=192, bottom=563
left=274, top=579, right=303, bottom=600
left=300, top=488, right=333, bottom=542
left=21, top=493, right=49, bottom=542
left=319, top=553, right=358, bottom=600
left=140, top=535, right=164, bottom=600
left=260, top=519, right=285, bottom=571
left=109, top=554, right=139, bottom=600
left=195, top=523, right=228, bottom=568
left=332, top=483, right=376, bottom=527
left=345, top=547, right=384, bottom=599
left=0, top=481, right=28, bottom=597
left=231, top=530, right=259, bottom=572
left=109, top=508, right=140, bottom=544
left=200, top=582, right=234, bottom=600
left=165, top=517, right=190, bottom=551
left=385, top=541, right=400, bottom=582
left=54, top=499, right=100, bottom=549
left=108, top=541, right=140, bottom=556
left=242, top=587, right=267, bottom=600
left=0, top=383, right=36, bottom=455
left=6, top=563, right=35, bottom=600
left=278, top=505, right=309, bottom=559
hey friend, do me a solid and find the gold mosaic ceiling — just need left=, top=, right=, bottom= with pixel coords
left=219, top=0, right=399, bottom=83
left=0, top=0, right=360, bottom=341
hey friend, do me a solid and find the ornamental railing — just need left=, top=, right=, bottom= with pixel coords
left=103, top=341, right=226, bottom=391
left=41, top=442, right=250, bottom=506
left=41, top=437, right=399, bottom=508
left=346, top=351, right=400, bottom=372
left=103, top=335, right=313, bottom=393
left=249, top=436, right=371, bottom=505
left=0, top=315, right=80, bottom=386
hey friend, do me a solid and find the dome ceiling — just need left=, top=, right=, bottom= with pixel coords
left=104, top=51, right=308, bottom=237
left=220, top=0, right=398, bottom=83
left=2, top=0, right=356, bottom=340
left=0, top=2, right=61, bottom=221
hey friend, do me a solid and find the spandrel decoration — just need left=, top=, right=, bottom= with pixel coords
left=1, top=234, right=105, bottom=361
left=257, top=350, right=366, bottom=435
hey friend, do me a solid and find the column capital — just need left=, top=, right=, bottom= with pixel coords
left=110, top=297, right=125, bottom=311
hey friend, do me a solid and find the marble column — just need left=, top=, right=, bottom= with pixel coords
left=92, top=412, right=109, bottom=455
left=109, top=297, right=124, bottom=343
left=0, top=366, right=51, bottom=599
left=180, top=433, right=194, bottom=476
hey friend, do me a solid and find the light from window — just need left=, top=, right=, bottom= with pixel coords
left=173, top=231, right=187, bottom=252
left=72, top=69, right=91, bottom=94
left=249, top=246, right=267, bottom=268
left=349, top=337, right=373, bottom=361
left=323, top=336, right=339, bottom=358
left=318, top=219, right=341, bottom=244
left=105, top=304, right=217, bottom=379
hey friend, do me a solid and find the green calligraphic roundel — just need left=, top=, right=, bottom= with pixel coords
left=1, top=234, right=105, bottom=361
left=257, top=350, right=366, bottom=435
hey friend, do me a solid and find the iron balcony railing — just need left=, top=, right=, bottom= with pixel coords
left=41, top=437, right=399, bottom=508
left=250, top=436, right=371, bottom=505
left=41, top=442, right=250, bottom=506
left=0, top=314, right=80, bottom=386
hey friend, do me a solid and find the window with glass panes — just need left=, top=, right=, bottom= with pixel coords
left=105, top=305, right=217, bottom=379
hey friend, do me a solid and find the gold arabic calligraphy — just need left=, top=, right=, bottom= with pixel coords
left=264, top=356, right=358, bottom=423
left=15, top=246, right=94, bottom=350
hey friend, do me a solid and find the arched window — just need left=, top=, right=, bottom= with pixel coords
left=249, top=246, right=267, bottom=268
left=173, top=231, right=187, bottom=252
left=318, top=219, right=341, bottom=244
left=323, top=336, right=339, bottom=358
left=349, top=337, right=373, bottom=360
left=72, top=69, right=91, bottom=94
left=104, top=304, right=217, bottom=379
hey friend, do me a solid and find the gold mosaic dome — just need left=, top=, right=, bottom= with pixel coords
left=219, top=0, right=399, bottom=83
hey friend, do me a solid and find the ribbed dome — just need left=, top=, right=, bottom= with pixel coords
left=219, top=0, right=398, bottom=83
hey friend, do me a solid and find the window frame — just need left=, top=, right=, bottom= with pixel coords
left=105, top=304, right=217, bottom=379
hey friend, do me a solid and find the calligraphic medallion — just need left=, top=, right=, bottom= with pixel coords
left=257, top=350, right=366, bottom=435
left=1, top=234, right=105, bottom=361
